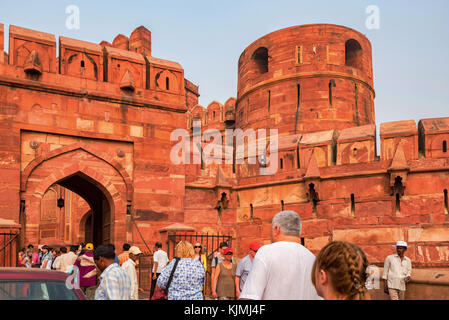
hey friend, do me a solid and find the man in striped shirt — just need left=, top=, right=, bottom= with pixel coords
left=94, top=244, right=131, bottom=300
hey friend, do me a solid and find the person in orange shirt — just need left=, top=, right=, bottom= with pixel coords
left=118, top=243, right=131, bottom=266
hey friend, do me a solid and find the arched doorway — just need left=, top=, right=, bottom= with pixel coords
left=58, top=172, right=112, bottom=246
left=38, top=172, right=112, bottom=247
left=21, top=145, right=132, bottom=248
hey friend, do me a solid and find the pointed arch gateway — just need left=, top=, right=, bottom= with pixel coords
left=21, top=145, right=131, bottom=247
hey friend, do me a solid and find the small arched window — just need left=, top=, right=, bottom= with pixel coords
left=345, top=39, right=363, bottom=70
left=443, top=140, right=447, bottom=153
left=80, top=60, right=85, bottom=68
left=252, top=47, right=269, bottom=74
left=166, top=77, right=170, bottom=90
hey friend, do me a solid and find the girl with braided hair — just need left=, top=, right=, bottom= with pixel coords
left=312, top=241, right=370, bottom=300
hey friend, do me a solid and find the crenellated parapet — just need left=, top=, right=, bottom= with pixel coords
left=201, top=117, right=448, bottom=182
left=418, top=118, right=449, bottom=159
left=186, top=97, right=236, bottom=131
left=0, top=23, right=196, bottom=112
left=60, top=36, right=104, bottom=81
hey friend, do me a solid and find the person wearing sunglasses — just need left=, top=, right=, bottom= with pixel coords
left=193, top=243, right=207, bottom=271
left=235, top=241, right=261, bottom=299
left=193, top=243, right=207, bottom=295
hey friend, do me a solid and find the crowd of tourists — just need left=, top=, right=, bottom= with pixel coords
left=19, top=210, right=412, bottom=300
left=18, top=242, right=143, bottom=300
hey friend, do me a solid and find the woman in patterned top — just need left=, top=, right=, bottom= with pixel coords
left=156, top=241, right=205, bottom=300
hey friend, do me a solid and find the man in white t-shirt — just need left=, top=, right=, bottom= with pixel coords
left=239, top=210, right=320, bottom=300
left=150, top=242, right=169, bottom=299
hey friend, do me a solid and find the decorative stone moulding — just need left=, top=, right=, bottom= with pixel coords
left=120, top=69, right=135, bottom=91
left=23, top=50, right=43, bottom=75
left=29, top=141, right=39, bottom=149
left=117, top=149, right=125, bottom=158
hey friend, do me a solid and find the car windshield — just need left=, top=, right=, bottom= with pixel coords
left=0, top=279, right=79, bottom=300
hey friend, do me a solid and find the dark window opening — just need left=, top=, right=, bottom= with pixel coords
left=309, top=183, right=318, bottom=216
left=297, top=84, right=301, bottom=110
left=252, top=47, right=269, bottom=74
left=250, top=203, right=254, bottom=220
left=393, top=176, right=404, bottom=196
left=294, top=84, right=301, bottom=134
left=329, top=79, right=336, bottom=107
left=213, top=111, right=216, bottom=119
left=350, top=194, right=355, bottom=217
left=297, top=46, right=301, bottom=64
left=443, top=141, right=447, bottom=153
left=395, top=193, right=401, bottom=213
left=301, top=237, right=305, bottom=246
left=280, top=158, right=283, bottom=170
left=345, top=39, right=363, bottom=70
left=80, top=60, right=85, bottom=68
left=268, top=90, right=271, bottom=115
left=281, top=200, right=284, bottom=211
left=296, top=146, right=300, bottom=169
left=166, top=77, right=170, bottom=90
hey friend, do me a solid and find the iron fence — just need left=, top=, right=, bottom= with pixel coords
left=0, top=230, right=20, bottom=267
left=167, top=231, right=234, bottom=297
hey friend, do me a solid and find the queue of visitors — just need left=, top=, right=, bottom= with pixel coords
left=18, top=210, right=412, bottom=300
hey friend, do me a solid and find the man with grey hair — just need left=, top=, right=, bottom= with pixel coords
left=239, top=211, right=320, bottom=300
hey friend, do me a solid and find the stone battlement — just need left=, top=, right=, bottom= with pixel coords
left=0, top=23, right=199, bottom=110
left=186, top=100, right=449, bottom=169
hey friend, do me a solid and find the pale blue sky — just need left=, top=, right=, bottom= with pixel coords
left=0, top=0, right=448, bottom=131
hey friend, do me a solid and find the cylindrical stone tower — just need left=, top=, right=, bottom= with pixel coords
left=236, top=24, right=375, bottom=135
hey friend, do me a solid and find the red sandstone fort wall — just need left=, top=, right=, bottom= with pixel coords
left=0, top=22, right=448, bottom=269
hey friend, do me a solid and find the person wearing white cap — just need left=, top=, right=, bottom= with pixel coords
left=382, top=241, right=412, bottom=300
left=121, top=246, right=142, bottom=300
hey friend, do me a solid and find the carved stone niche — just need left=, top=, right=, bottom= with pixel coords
left=215, top=192, right=229, bottom=211
left=390, top=175, right=406, bottom=196
left=120, top=69, right=135, bottom=92
left=306, top=182, right=319, bottom=203
left=24, top=50, right=43, bottom=79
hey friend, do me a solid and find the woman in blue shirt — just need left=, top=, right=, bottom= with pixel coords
left=156, top=241, right=205, bottom=300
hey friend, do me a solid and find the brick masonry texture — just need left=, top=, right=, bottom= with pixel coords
left=0, top=23, right=448, bottom=268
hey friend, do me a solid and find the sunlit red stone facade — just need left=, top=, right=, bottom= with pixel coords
left=0, top=23, right=448, bottom=269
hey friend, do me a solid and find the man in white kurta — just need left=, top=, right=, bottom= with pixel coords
left=121, top=246, right=142, bottom=300
left=382, top=241, right=412, bottom=300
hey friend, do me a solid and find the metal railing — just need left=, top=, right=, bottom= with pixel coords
left=0, top=230, right=20, bottom=267
left=167, top=231, right=234, bottom=297
left=167, top=231, right=233, bottom=260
